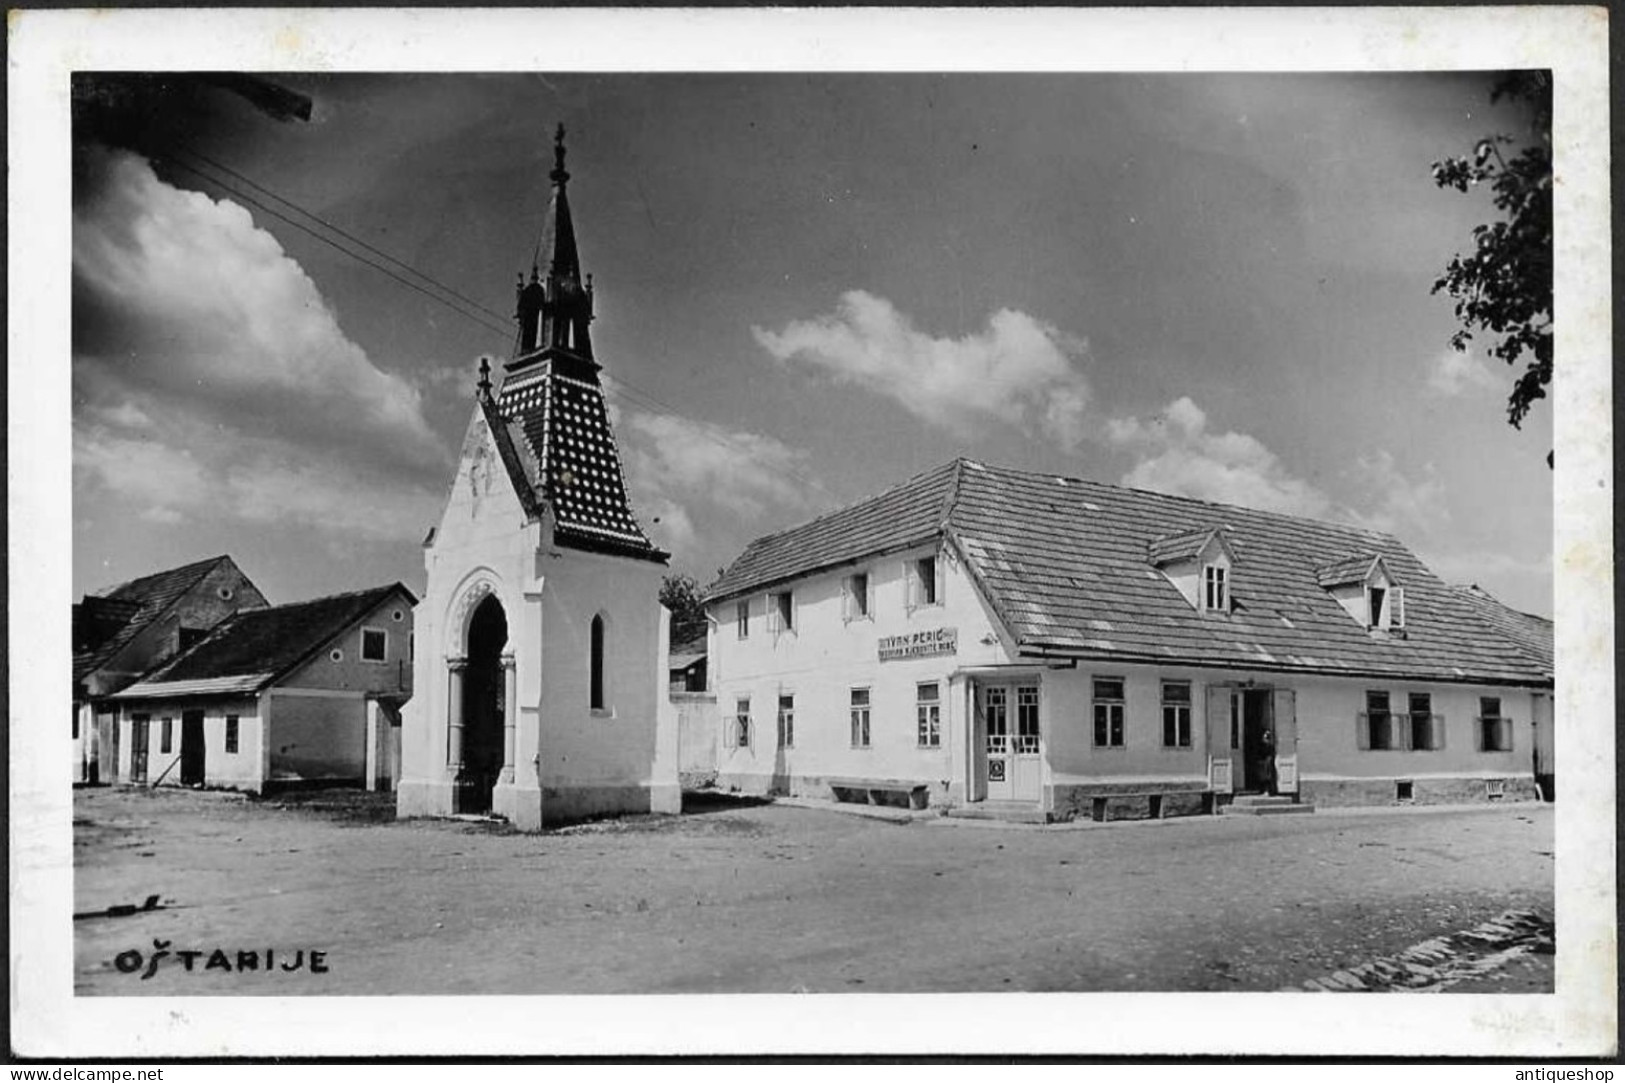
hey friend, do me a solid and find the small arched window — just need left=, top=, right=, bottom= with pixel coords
left=589, top=614, right=606, bottom=711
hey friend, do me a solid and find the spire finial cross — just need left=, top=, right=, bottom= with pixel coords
left=550, top=123, right=569, bottom=185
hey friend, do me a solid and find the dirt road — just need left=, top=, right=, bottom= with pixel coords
left=73, top=787, right=1554, bottom=995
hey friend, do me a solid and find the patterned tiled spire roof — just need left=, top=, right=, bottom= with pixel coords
left=488, top=129, right=666, bottom=564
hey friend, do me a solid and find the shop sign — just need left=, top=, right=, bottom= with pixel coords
left=878, top=627, right=958, bottom=661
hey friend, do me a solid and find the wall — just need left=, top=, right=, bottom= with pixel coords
left=673, top=691, right=718, bottom=783
left=708, top=541, right=1007, bottom=800
left=115, top=697, right=264, bottom=792
left=281, top=593, right=414, bottom=697
left=267, top=690, right=367, bottom=782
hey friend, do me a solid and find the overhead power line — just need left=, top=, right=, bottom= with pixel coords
left=160, top=146, right=837, bottom=503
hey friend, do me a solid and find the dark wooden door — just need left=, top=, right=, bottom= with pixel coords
left=130, top=715, right=150, bottom=783
left=180, top=710, right=206, bottom=786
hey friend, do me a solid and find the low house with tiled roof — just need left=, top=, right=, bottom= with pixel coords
left=110, top=583, right=415, bottom=793
left=396, top=129, right=679, bottom=830
left=704, top=458, right=1554, bottom=819
left=73, top=555, right=268, bottom=784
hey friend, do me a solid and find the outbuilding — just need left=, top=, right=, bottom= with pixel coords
left=705, top=458, right=1554, bottom=819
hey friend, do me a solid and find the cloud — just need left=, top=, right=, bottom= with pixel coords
left=72, top=146, right=446, bottom=474
left=1106, top=396, right=1336, bottom=518
left=621, top=410, right=815, bottom=523
left=1343, top=449, right=1448, bottom=537
left=1427, top=349, right=1500, bottom=396
left=72, top=145, right=451, bottom=543
left=753, top=290, right=1093, bottom=451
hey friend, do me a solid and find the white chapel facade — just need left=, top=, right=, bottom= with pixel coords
left=396, top=129, right=679, bottom=830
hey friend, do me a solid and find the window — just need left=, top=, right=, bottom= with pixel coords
left=1392, top=587, right=1407, bottom=628
left=735, top=599, right=750, bottom=639
left=330, top=649, right=344, bottom=662
left=160, top=718, right=173, bottom=754
left=1203, top=564, right=1228, bottom=611
left=843, top=571, right=871, bottom=621
left=72, top=708, right=78, bottom=740
left=589, top=614, right=606, bottom=711
left=1368, top=586, right=1387, bottom=628
left=1408, top=692, right=1443, bottom=751
left=225, top=715, right=239, bottom=754
left=912, top=556, right=940, bottom=607
left=1478, top=697, right=1513, bottom=752
left=362, top=628, right=387, bottom=662
left=1093, top=677, right=1125, bottom=747
left=767, top=591, right=795, bottom=634
left=1230, top=694, right=1241, bottom=750
left=777, top=694, right=795, bottom=749
left=392, top=608, right=405, bottom=622
left=733, top=697, right=752, bottom=749
left=409, top=633, right=415, bottom=661
left=1361, top=690, right=1397, bottom=750
left=850, top=688, right=871, bottom=748
left=1015, top=686, right=1040, bottom=753
left=917, top=682, right=941, bottom=748
left=1162, top=681, right=1192, bottom=748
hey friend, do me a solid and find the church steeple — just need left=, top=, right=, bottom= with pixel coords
left=513, top=124, right=594, bottom=366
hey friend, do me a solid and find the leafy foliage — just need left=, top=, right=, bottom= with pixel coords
left=660, top=573, right=708, bottom=646
left=1431, top=73, right=1552, bottom=440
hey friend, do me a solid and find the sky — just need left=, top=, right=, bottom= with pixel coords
left=70, top=71, right=1554, bottom=617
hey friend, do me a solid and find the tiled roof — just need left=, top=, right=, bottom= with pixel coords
left=706, top=459, right=962, bottom=601
left=495, top=366, right=664, bottom=562
left=1316, top=553, right=1383, bottom=587
left=1147, top=528, right=1218, bottom=567
left=117, top=583, right=415, bottom=698
left=1450, top=585, right=1553, bottom=679
left=713, top=457, right=1553, bottom=687
left=73, top=555, right=241, bottom=685
left=116, top=675, right=272, bottom=700
left=73, top=596, right=144, bottom=683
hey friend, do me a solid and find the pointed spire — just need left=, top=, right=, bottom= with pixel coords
left=510, top=122, right=594, bottom=367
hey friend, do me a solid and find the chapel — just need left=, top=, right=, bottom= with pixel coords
left=396, top=128, right=679, bottom=830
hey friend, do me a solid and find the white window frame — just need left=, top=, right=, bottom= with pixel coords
left=1161, top=680, right=1192, bottom=748
left=735, top=599, right=750, bottom=639
left=1093, top=676, right=1126, bottom=748
left=777, top=693, right=795, bottom=749
left=1367, top=584, right=1388, bottom=629
left=1477, top=696, right=1513, bottom=752
left=850, top=687, right=872, bottom=749
left=733, top=697, right=752, bottom=750
left=766, top=590, right=796, bottom=636
left=1360, top=690, right=1398, bottom=750
left=916, top=681, right=942, bottom=748
left=908, top=554, right=943, bottom=611
left=225, top=714, right=240, bottom=755
left=842, top=570, right=873, bottom=623
left=361, top=626, right=389, bottom=663
left=1203, top=564, right=1228, bottom=612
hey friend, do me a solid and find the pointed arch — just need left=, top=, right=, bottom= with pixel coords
left=589, top=611, right=607, bottom=711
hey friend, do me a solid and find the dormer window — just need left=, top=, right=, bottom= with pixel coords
left=1318, top=554, right=1406, bottom=631
left=1203, top=564, right=1228, bottom=612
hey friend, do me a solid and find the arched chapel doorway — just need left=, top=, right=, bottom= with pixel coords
left=459, top=593, right=508, bottom=814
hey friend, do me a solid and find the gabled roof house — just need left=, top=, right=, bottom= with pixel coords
left=706, top=458, right=1553, bottom=819
left=109, top=584, right=416, bottom=793
left=72, top=555, right=268, bottom=784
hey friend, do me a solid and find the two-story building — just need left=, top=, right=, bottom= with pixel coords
left=705, top=458, right=1553, bottom=819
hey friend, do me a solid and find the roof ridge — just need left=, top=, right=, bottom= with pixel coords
left=96, top=554, right=230, bottom=599
left=971, top=459, right=1405, bottom=545
left=738, top=459, right=961, bottom=551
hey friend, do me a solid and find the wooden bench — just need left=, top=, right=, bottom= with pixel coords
left=1084, top=791, right=1216, bottom=822
left=828, top=778, right=931, bottom=811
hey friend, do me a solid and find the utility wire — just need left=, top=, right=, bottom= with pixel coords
left=162, top=148, right=837, bottom=502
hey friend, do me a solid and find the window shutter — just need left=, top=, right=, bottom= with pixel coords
left=1473, top=715, right=1484, bottom=752
left=1501, top=716, right=1514, bottom=752
left=1433, top=714, right=1446, bottom=751
left=1356, top=711, right=1370, bottom=750
left=867, top=576, right=876, bottom=618
left=1394, top=587, right=1407, bottom=628
left=765, top=594, right=780, bottom=634
left=1398, top=712, right=1412, bottom=751
left=840, top=578, right=851, bottom=622
left=934, top=555, right=946, bottom=606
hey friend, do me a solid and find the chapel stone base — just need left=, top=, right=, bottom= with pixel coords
left=492, top=781, right=544, bottom=832
left=395, top=778, right=457, bottom=819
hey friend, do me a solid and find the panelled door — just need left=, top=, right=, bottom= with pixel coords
left=981, top=686, right=1013, bottom=800
left=180, top=710, right=206, bottom=786
left=978, top=683, right=1042, bottom=803
left=1205, top=687, right=1234, bottom=793
left=1272, top=689, right=1298, bottom=794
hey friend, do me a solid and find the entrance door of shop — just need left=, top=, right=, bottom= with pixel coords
left=977, top=683, right=1040, bottom=802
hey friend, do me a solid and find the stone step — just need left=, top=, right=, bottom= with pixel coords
left=1230, top=794, right=1297, bottom=807
left=945, top=802, right=1049, bottom=824
left=1222, top=801, right=1316, bottom=816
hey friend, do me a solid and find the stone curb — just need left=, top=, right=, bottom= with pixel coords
left=1280, top=908, right=1553, bottom=992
